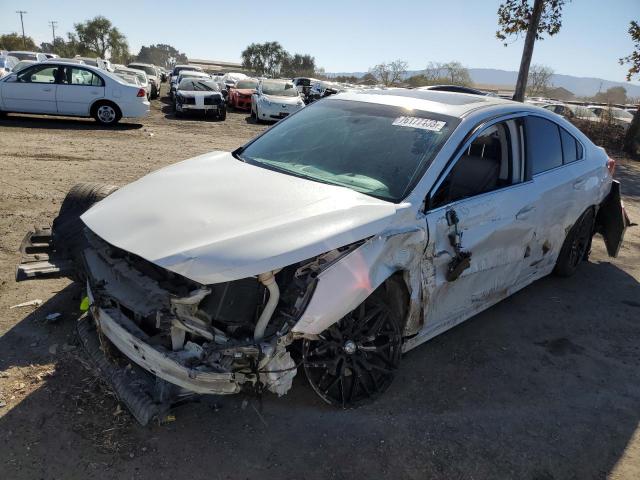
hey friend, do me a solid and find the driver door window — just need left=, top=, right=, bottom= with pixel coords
left=18, top=65, right=58, bottom=84
left=431, top=119, right=522, bottom=209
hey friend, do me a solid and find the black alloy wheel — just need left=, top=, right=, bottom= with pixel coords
left=302, top=287, right=402, bottom=407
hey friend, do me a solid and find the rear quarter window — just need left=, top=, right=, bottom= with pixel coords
left=560, top=128, right=583, bottom=164
left=525, top=116, right=563, bottom=175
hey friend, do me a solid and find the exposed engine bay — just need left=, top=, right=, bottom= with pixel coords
left=81, top=229, right=363, bottom=418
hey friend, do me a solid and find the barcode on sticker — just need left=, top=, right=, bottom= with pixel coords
left=393, top=116, right=446, bottom=132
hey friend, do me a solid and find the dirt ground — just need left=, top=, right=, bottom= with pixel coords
left=1, top=93, right=640, bottom=480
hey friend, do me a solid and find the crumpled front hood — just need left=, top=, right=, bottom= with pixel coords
left=81, top=152, right=398, bottom=284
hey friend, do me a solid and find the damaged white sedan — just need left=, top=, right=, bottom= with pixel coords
left=17, top=90, right=630, bottom=424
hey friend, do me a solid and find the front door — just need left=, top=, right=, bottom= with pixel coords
left=419, top=117, right=539, bottom=341
left=2, top=64, right=58, bottom=113
left=55, top=66, right=105, bottom=116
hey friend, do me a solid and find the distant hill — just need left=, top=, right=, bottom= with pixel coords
left=327, top=67, right=640, bottom=98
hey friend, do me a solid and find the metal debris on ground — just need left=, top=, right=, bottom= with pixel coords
left=45, top=312, right=62, bottom=322
left=10, top=299, right=43, bottom=309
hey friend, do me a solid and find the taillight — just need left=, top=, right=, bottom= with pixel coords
left=136, top=88, right=146, bottom=97
left=607, top=156, right=616, bottom=175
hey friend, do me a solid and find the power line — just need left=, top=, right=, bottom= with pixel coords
left=16, top=11, right=27, bottom=48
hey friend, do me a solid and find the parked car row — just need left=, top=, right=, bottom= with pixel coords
left=541, top=102, right=636, bottom=132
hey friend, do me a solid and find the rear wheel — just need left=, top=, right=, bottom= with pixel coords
left=92, top=101, right=121, bottom=126
left=302, top=284, right=403, bottom=407
left=554, top=208, right=595, bottom=277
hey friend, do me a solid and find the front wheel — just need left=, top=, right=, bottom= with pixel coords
left=302, top=285, right=403, bottom=408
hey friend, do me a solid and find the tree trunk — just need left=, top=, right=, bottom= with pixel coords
left=624, top=108, right=640, bottom=159
left=512, top=0, right=545, bottom=102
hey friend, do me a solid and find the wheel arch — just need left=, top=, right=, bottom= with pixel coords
left=89, top=99, right=122, bottom=118
left=291, top=232, right=425, bottom=338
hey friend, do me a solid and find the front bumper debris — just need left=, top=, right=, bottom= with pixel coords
left=90, top=302, right=245, bottom=395
left=77, top=313, right=170, bottom=425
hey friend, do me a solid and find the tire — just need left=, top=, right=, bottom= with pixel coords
left=554, top=208, right=595, bottom=277
left=51, top=183, right=119, bottom=280
left=92, top=101, right=122, bottom=126
left=254, top=105, right=261, bottom=124
left=218, top=106, right=227, bottom=121
left=302, top=282, right=404, bottom=408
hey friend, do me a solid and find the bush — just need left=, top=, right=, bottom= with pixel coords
left=569, top=118, right=627, bottom=152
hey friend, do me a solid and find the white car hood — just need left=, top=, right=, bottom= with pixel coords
left=81, top=152, right=398, bottom=284
left=261, top=94, right=301, bottom=105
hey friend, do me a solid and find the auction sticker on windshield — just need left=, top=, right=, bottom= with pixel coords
left=392, top=116, right=446, bottom=132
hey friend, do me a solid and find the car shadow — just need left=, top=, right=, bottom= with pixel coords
left=0, top=115, right=143, bottom=130
left=1, top=258, right=640, bottom=478
left=615, top=161, right=640, bottom=199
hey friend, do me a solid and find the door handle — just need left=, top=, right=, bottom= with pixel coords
left=516, top=205, right=535, bottom=219
left=573, top=179, right=586, bottom=189
left=42, top=87, right=52, bottom=92
left=91, top=90, right=100, bottom=95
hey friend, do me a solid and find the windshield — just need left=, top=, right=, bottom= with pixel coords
left=236, top=80, right=258, bottom=89
left=237, top=99, right=458, bottom=202
left=610, top=108, right=634, bottom=120
left=262, top=81, right=299, bottom=97
left=178, top=79, right=220, bottom=91
left=129, top=64, right=156, bottom=76
left=10, top=52, right=36, bottom=61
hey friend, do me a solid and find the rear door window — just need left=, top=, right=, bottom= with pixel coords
left=525, top=116, right=563, bottom=175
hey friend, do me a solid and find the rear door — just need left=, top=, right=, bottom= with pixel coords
left=56, top=67, right=105, bottom=116
left=1, top=64, right=58, bottom=113
left=518, top=116, right=596, bottom=278
left=421, top=115, right=540, bottom=337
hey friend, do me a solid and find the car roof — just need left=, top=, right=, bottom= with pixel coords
left=334, top=89, right=516, bottom=118
left=178, top=70, right=209, bottom=77
left=128, top=62, right=154, bottom=67
left=8, top=50, right=39, bottom=54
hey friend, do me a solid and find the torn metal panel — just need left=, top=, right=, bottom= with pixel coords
left=292, top=227, right=425, bottom=336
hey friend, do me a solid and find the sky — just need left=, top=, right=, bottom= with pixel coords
left=1, top=0, right=638, bottom=84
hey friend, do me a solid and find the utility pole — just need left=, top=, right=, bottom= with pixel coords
left=16, top=10, right=27, bottom=49
left=48, top=20, right=58, bottom=50
left=512, top=0, right=544, bottom=102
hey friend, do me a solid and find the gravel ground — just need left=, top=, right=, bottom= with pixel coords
left=0, top=95, right=639, bottom=480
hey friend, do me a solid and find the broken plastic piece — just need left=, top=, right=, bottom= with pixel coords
left=10, top=299, right=42, bottom=309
